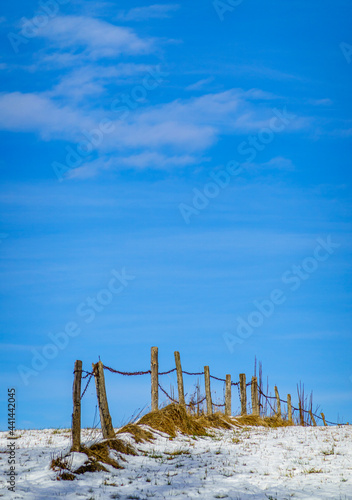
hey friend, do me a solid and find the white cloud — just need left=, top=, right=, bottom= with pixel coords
left=0, top=92, right=94, bottom=139
left=33, top=15, right=154, bottom=59
left=0, top=88, right=308, bottom=176
left=309, top=98, right=333, bottom=107
left=231, top=63, right=305, bottom=82
left=118, top=152, right=199, bottom=168
left=186, top=77, right=215, bottom=91
left=118, top=4, right=180, bottom=21
left=260, top=156, right=295, bottom=171
left=67, top=152, right=198, bottom=178
left=47, top=63, right=153, bottom=101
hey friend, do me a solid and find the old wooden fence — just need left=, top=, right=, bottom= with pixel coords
left=70, top=346, right=339, bottom=451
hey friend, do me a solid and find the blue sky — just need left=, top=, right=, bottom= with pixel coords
left=0, top=0, right=351, bottom=429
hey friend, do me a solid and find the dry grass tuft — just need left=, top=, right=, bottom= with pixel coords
left=52, top=435, right=138, bottom=477
left=50, top=455, right=68, bottom=471
left=75, top=461, right=108, bottom=474
left=139, top=403, right=208, bottom=437
left=138, top=404, right=236, bottom=437
left=198, top=412, right=234, bottom=431
left=57, top=471, right=76, bottom=481
left=233, top=414, right=294, bottom=427
left=81, top=437, right=136, bottom=470
left=117, top=423, right=155, bottom=443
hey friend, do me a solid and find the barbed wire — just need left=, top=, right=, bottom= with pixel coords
left=182, top=370, right=205, bottom=376
left=187, top=395, right=207, bottom=407
left=159, top=368, right=177, bottom=375
left=158, top=383, right=207, bottom=408
left=158, top=383, right=179, bottom=403
left=73, top=369, right=93, bottom=379
left=81, top=373, right=93, bottom=400
left=213, top=402, right=226, bottom=408
left=102, top=364, right=242, bottom=385
left=103, top=365, right=151, bottom=376
left=257, top=388, right=345, bottom=426
left=80, top=363, right=347, bottom=426
left=209, top=374, right=226, bottom=382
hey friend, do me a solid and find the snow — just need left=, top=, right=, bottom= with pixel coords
left=1, top=424, right=351, bottom=499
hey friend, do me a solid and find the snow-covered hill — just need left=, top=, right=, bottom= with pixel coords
left=0, top=424, right=351, bottom=499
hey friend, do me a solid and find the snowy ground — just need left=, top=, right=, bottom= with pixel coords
left=0, top=423, right=351, bottom=499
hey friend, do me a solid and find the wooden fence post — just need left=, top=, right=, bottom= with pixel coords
left=204, top=366, right=213, bottom=416
left=287, top=394, right=293, bottom=423
left=239, top=373, right=247, bottom=416
left=274, top=386, right=281, bottom=418
left=71, top=360, right=82, bottom=452
left=299, top=400, right=304, bottom=426
left=174, top=351, right=185, bottom=407
left=251, top=376, right=259, bottom=416
left=151, top=346, right=159, bottom=412
left=225, top=374, right=231, bottom=416
left=92, top=361, right=115, bottom=439
left=321, top=412, right=327, bottom=426
left=309, top=410, right=317, bottom=426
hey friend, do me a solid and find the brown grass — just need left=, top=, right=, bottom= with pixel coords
left=139, top=404, right=208, bottom=437
left=117, top=423, right=155, bottom=443
left=57, top=471, right=76, bottom=481
left=138, top=404, right=236, bottom=437
left=81, top=437, right=137, bottom=470
left=51, top=435, right=138, bottom=480
left=198, top=412, right=234, bottom=431
left=50, top=456, right=68, bottom=471
left=233, top=414, right=294, bottom=427
left=75, top=461, right=108, bottom=474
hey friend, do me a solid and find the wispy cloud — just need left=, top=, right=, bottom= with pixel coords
left=259, top=156, right=295, bottom=172
left=117, top=4, right=180, bottom=21
left=233, top=63, right=305, bottom=82
left=33, top=15, right=154, bottom=60
left=308, top=98, right=333, bottom=107
left=0, top=92, right=94, bottom=138
left=47, top=63, right=153, bottom=102
left=186, top=77, right=215, bottom=91
left=0, top=88, right=309, bottom=175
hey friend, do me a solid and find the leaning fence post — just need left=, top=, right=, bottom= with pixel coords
left=92, top=361, right=115, bottom=439
left=321, top=412, right=327, bottom=426
left=239, top=373, right=247, bottom=416
left=309, top=410, right=317, bottom=426
left=174, top=351, right=185, bottom=407
left=274, top=386, right=281, bottom=418
left=151, top=346, right=159, bottom=411
left=71, top=360, right=82, bottom=452
left=225, top=374, right=231, bottom=416
left=251, top=376, right=259, bottom=416
left=204, top=366, right=213, bottom=416
left=287, top=394, right=293, bottom=423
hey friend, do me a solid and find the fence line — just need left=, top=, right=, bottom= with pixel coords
left=70, top=346, right=348, bottom=451
left=82, top=365, right=345, bottom=426
left=83, top=365, right=345, bottom=425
